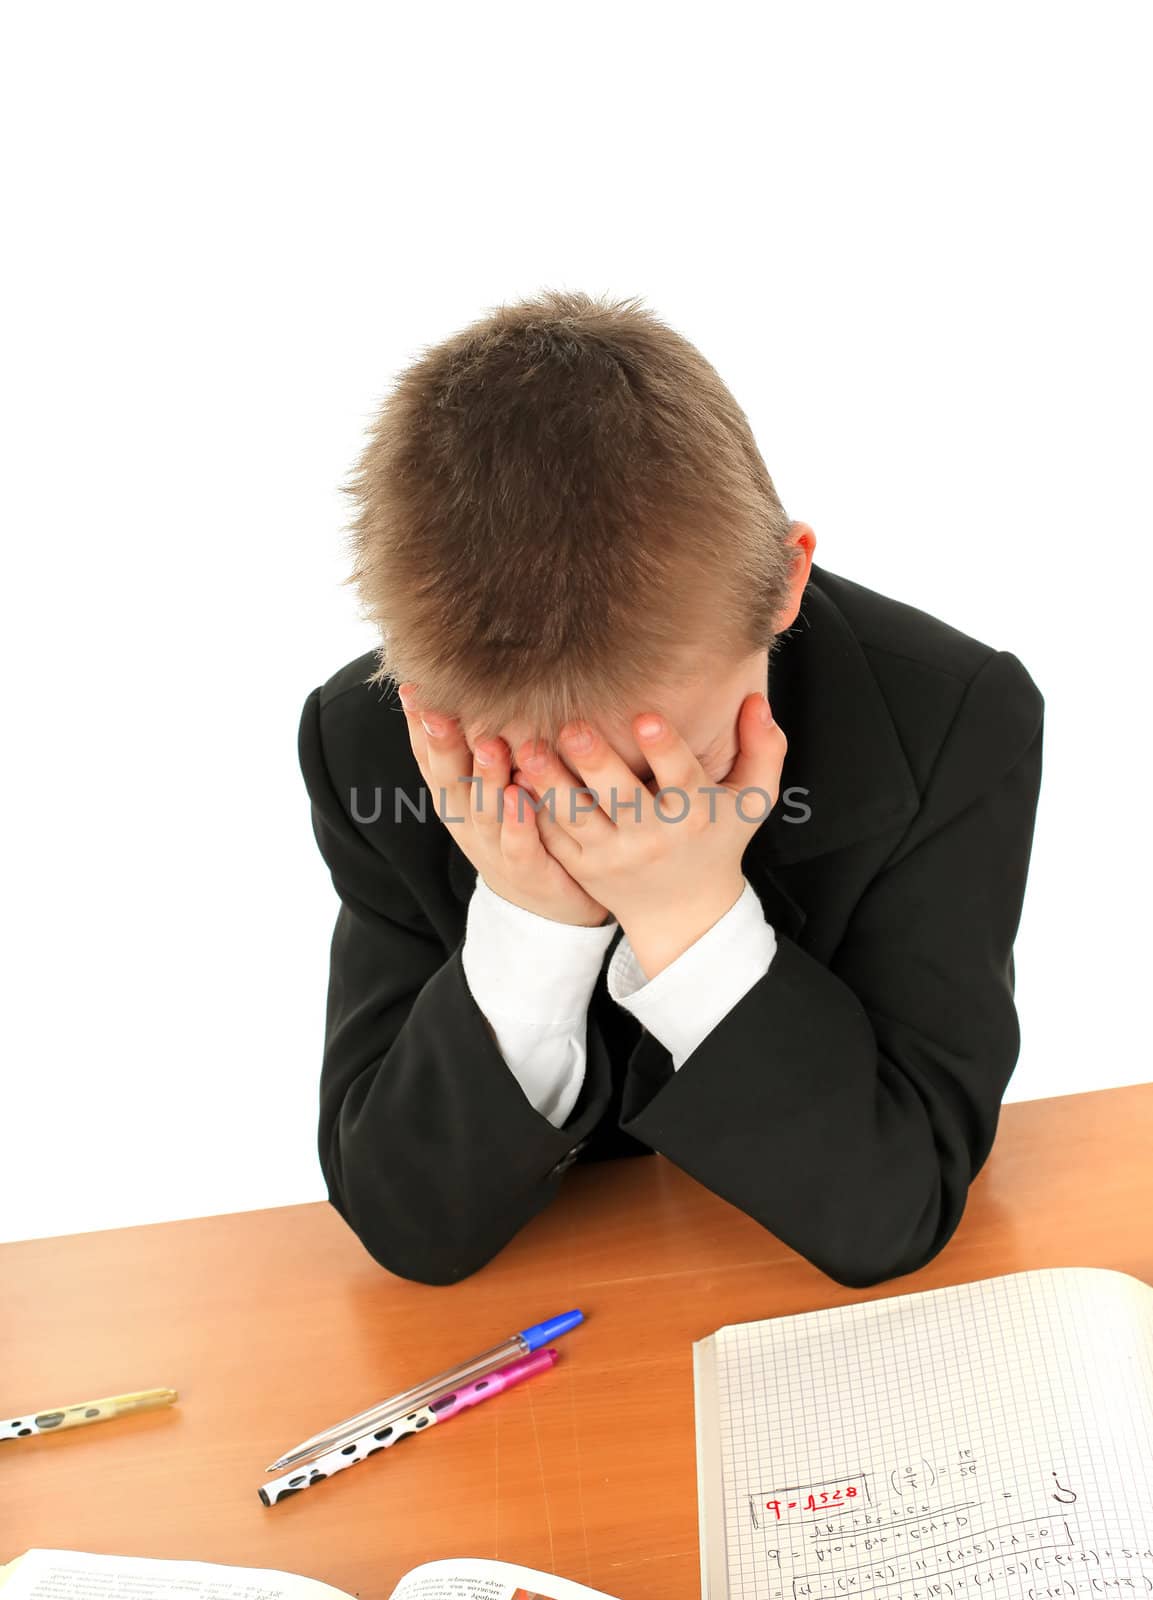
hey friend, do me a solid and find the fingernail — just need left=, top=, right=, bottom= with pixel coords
left=421, top=715, right=444, bottom=737
left=635, top=715, right=663, bottom=741
left=758, top=696, right=774, bottom=726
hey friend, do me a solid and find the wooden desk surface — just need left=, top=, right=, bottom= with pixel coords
left=3, top=1082, right=1151, bottom=1600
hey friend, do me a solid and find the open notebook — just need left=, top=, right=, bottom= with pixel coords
left=0, top=1554, right=613, bottom=1600
left=694, top=1266, right=1153, bottom=1600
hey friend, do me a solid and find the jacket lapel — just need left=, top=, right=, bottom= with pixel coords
left=752, top=568, right=921, bottom=864
left=738, top=567, right=920, bottom=940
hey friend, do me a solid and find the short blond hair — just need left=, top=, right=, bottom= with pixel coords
left=339, top=288, right=796, bottom=745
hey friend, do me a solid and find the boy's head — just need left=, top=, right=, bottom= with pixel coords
left=340, top=289, right=814, bottom=779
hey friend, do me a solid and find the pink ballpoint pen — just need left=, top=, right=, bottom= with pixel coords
left=429, top=1349, right=558, bottom=1421
left=258, top=1349, right=560, bottom=1505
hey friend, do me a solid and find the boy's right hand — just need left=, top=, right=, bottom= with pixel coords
left=397, top=683, right=613, bottom=929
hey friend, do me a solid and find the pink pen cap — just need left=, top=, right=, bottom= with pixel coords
left=427, top=1348, right=559, bottom=1422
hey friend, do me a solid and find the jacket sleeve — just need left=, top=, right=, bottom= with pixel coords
left=297, top=687, right=617, bottom=1285
left=616, top=649, right=1045, bottom=1289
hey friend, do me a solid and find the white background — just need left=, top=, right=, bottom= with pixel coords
left=3, top=2, right=1149, bottom=1244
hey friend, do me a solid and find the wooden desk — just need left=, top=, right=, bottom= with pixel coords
left=3, top=1083, right=1151, bottom=1600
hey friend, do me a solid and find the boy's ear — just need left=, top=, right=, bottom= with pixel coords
left=773, top=523, right=816, bottom=629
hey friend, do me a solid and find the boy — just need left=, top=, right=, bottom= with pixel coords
left=297, top=289, right=1044, bottom=1288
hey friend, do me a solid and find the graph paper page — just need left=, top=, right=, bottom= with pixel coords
left=694, top=1267, right=1153, bottom=1600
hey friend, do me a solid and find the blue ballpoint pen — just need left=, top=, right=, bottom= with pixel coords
left=265, top=1309, right=584, bottom=1473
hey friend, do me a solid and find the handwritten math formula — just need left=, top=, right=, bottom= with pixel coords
left=741, top=1449, right=1153, bottom=1600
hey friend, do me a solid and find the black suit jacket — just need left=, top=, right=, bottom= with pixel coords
left=297, top=563, right=1044, bottom=1289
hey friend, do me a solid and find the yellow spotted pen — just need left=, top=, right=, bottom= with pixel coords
left=2, top=1387, right=177, bottom=1440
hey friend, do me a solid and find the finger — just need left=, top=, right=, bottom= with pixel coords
left=515, top=736, right=616, bottom=841
left=404, top=699, right=474, bottom=823
left=630, top=712, right=703, bottom=818
left=555, top=722, right=655, bottom=829
left=396, top=682, right=432, bottom=784
left=470, top=736, right=510, bottom=831
left=723, top=693, right=788, bottom=823
left=526, top=779, right=584, bottom=871
left=500, top=780, right=551, bottom=866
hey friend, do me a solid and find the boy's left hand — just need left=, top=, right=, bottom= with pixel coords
left=514, top=692, right=787, bottom=980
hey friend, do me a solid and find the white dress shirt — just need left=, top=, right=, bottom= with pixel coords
left=459, top=873, right=778, bottom=1128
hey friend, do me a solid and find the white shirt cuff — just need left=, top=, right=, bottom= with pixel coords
left=606, top=878, right=777, bottom=1069
left=459, top=875, right=621, bottom=1128
left=462, top=873, right=620, bottom=1024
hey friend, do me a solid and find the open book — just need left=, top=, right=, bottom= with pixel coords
left=0, top=1552, right=613, bottom=1600
left=693, top=1265, right=1153, bottom=1600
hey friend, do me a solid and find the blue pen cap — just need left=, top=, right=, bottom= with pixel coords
left=519, top=1310, right=584, bottom=1351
